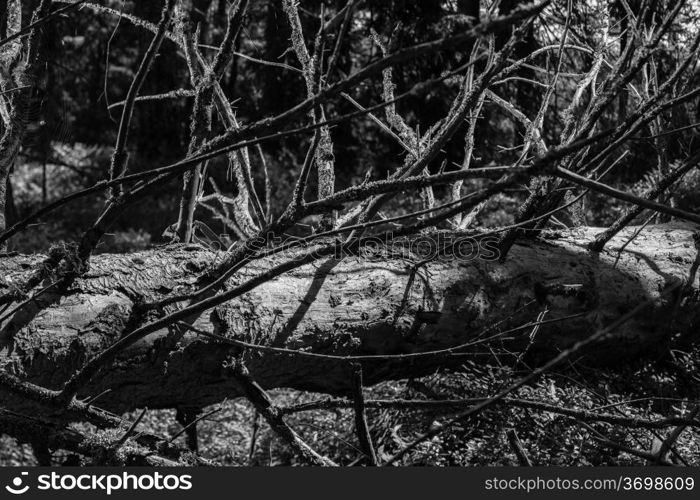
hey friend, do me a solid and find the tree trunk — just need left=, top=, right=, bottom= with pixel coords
left=1, top=224, right=698, bottom=414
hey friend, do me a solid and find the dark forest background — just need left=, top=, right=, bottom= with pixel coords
left=5, top=0, right=698, bottom=253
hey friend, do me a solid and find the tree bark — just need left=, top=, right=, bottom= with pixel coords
left=1, top=224, right=698, bottom=414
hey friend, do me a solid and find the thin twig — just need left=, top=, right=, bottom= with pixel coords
left=350, top=364, right=377, bottom=465
left=226, top=358, right=337, bottom=466
left=506, top=429, right=533, bottom=466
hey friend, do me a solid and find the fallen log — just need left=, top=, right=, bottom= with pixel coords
left=1, top=224, right=698, bottom=414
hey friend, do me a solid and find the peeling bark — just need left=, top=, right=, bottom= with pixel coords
left=1, top=224, right=699, bottom=414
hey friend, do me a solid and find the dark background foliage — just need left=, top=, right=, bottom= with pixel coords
left=4, top=0, right=698, bottom=252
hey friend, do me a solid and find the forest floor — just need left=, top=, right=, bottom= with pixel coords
left=3, top=347, right=700, bottom=466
